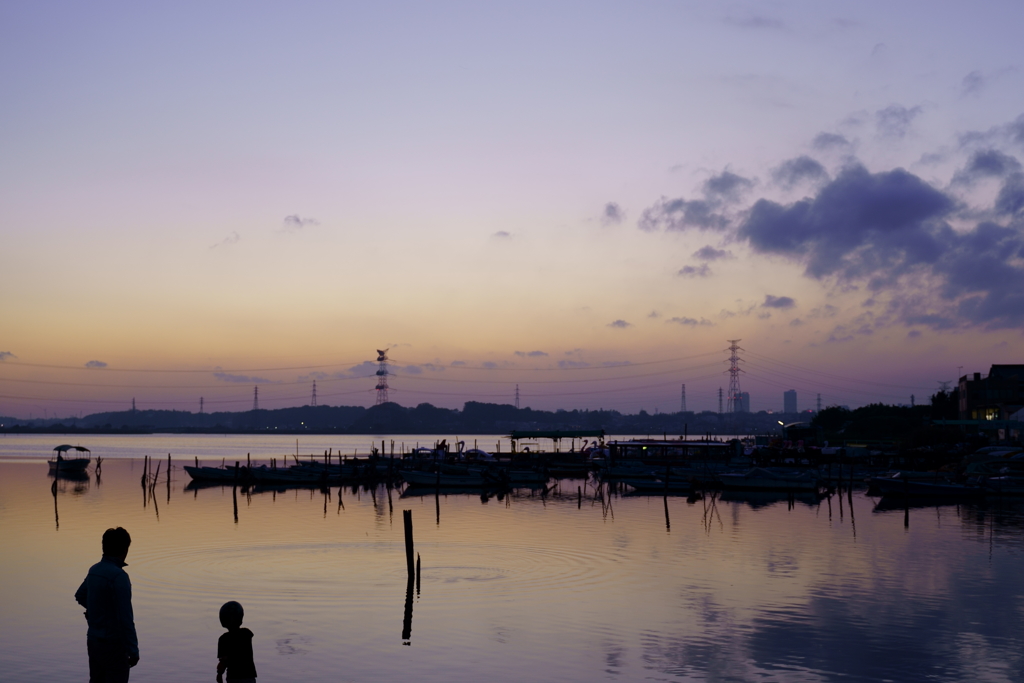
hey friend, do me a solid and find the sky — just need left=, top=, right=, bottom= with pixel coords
left=2, top=1, right=1024, bottom=418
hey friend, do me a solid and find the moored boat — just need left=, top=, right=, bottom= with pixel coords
left=401, top=469, right=491, bottom=488
left=48, top=445, right=91, bottom=473
left=621, top=477, right=692, bottom=494
left=717, top=467, right=820, bottom=492
left=869, top=474, right=983, bottom=498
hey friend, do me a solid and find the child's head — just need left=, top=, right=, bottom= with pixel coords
left=219, top=601, right=244, bottom=629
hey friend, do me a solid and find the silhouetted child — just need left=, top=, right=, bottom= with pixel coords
left=216, top=601, right=257, bottom=683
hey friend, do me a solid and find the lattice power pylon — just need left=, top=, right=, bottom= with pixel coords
left=253, top=385, right=259, bottom=411
left=726, top=339, right=744, bottom=413
left=515, top=384, right=520, bottom=409
left=375, top=349, right=390, bottom=405
left=311, top=380, right=317, bottom=407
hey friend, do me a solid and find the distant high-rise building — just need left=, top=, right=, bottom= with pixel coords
left=737, top=392, right=750, bottom=413
left=784, top=390, right=797, bottom=414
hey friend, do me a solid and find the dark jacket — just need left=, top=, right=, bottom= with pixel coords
left=75, top=556, right=140, bottom=658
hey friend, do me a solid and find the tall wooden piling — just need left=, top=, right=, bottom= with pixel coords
left=403, top=510, right=415, bottom=581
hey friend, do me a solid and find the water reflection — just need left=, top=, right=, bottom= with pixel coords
left=8, top=459, right=1024, bottom=682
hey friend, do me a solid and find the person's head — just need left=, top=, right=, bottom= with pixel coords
left=101, top=527, right=131, bottom=560
left=219, top=601, right=244, bottom=630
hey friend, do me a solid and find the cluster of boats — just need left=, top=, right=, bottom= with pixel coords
left=46, top=438, right=1024, bottom=502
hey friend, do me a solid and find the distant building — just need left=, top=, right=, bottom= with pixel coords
left=784, top=390, right=797, bottom=414
left=737, top=392, right=750, bottom=413
left=959, top=365, right=1024, bottom=420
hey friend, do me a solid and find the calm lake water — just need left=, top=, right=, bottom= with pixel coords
left=2, top=434, right=1024, bottom=682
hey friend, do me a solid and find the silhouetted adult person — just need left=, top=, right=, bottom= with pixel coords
left=75, top=527, right=140, bottom=682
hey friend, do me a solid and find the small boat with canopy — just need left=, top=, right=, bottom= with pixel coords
left=49, top=445, right=92, bottom=473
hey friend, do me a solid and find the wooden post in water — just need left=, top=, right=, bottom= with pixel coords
left=403, top=510, right=415, bottom=581
left=416, top=552, right=421, bottom=593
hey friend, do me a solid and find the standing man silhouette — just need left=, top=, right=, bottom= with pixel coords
left=75, top=527, right=140, bottom=682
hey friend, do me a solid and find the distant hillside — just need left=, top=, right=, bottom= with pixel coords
left=1, top=401, right=807, bottom=436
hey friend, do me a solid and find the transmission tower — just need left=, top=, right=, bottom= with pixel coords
left=132, top=397, right=136, bottom=413
left=199, top=397, right=204, bottom=414
left=515, top=384, right=520, bottom=409
left=253, top=386, right=259, bottom=411
left=375, top=349, right=390, bottom=405
left=938, top=380, right=952, bottom=392
left=311, top=380, right=317, bottom=407
left=718, top=387, right=723, bottom=414
left=816, top=393, right=822, bottom=412
left=725, top=340, right=744, bottom=413
left=680, top=384, right=687, bottom=413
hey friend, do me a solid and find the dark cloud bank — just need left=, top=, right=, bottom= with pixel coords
left=643, top=112, right=1024, bottom=332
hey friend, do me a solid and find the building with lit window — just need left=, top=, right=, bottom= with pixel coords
left=959, top=365, right=1024, bottom=420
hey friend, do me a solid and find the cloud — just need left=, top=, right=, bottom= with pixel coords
left=639, top=197, right=727, bottom=231
left=952, top=149, right=1022, bottom=185
left=213, top=372, right=272, bottom=383
left=419, top=363, right=446, bottom=372
left=809, top=304, right=839, bottom=319
left=907, top=329, right=923, bottom=338
left=450, top=360, right=466, bottom=366
left=0, top=351, right=15, bottom=361
left=602, top=202, right=624, bottom=226
left=493, top=230, right=512, bottom=238
left=738, top=164, right=955, bottom=282
left=607, top=320, right=632, bottom=329
left=961, top=70, right=985, bottom=97
left=875, top=104, right=922, bottom=138
left=281, top=214, right=319, bottom=233
left=343, top=361, right=378, bottom=377
left=692, top=246, right=733, bottom=261
left=789, top=318, right=804, bottom=326
left=667, top=317, right=714, bottom=326
left=401, top=365, right=424, bottom=375
left=210, top=231, right=240, bottom=249
left=995, top=173, right=1024, bottom=216
left=763, top=295, right=796, bottom=309
left=648, top=310, right=661, bottom=318
left=482, top=361, right=499, bottom=369
left=514, top=350, right=549, bottom=358
left=602, top=360, right=631, bottom=367
left=84, top=360, right=107, bottom=369
left=678, top=264, right=712, bottom=277
left=812, top=133, right=850, bottom=151
left=703, top=171, right=754, bottom=203
left=558, top=360, right=590, bottom=368
left=772, top=156, right=829, bottom=189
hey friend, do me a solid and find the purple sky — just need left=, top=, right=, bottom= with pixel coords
left=2, top=1, right=1023, bottom=417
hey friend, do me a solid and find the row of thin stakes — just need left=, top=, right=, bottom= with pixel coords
left=141, top=454, right=172, bottom=488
